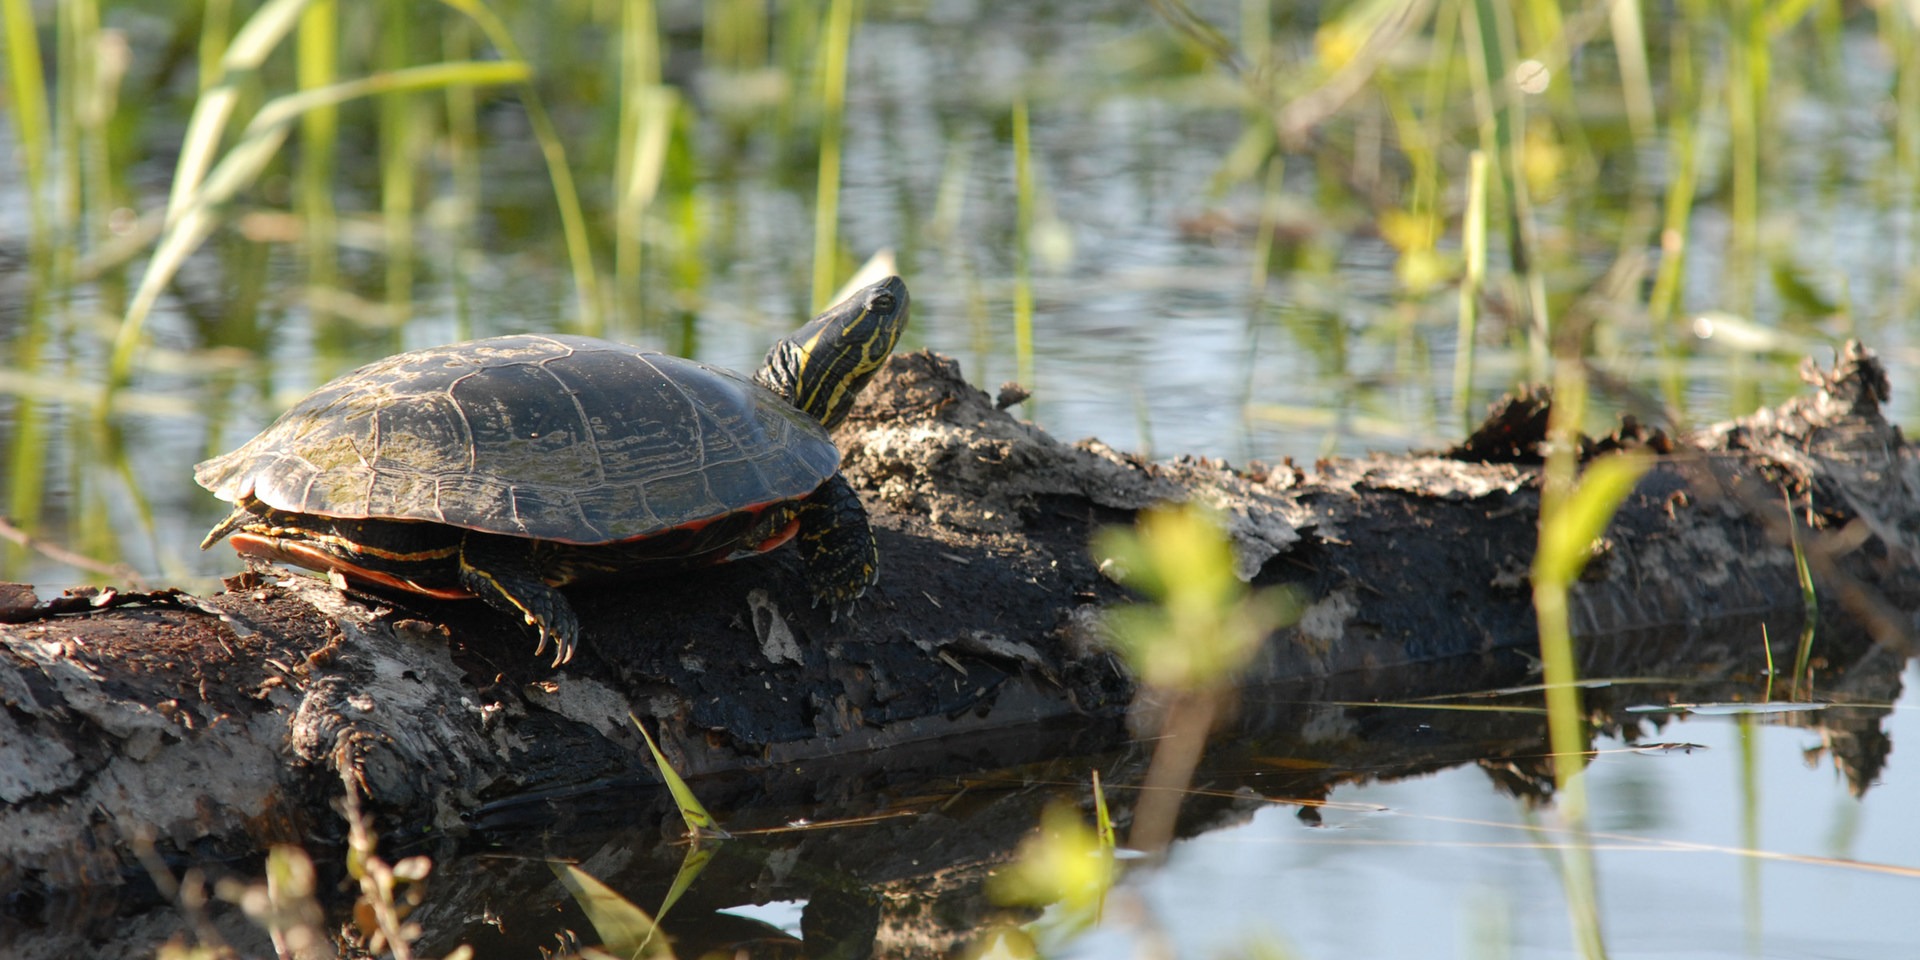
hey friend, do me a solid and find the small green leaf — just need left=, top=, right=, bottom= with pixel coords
left=630, top=715, right=727, bottom=838
left=987, top=803, right=1114, bottom=912
left=1091, top=770, right=1115, bottom=855
left=1770, top=258, right=1837, bottom=319
left=548, top=862, right=672, bottom=959
left=655, top=843, right=714, bottom=925
left=1534, top=453, right=1651, bottom=588
left=1093, top=503, right=1300, bottom=690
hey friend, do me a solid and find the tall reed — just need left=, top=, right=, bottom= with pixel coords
left=1, top=0, right=50, bottom=247
left=615, top=0, right=673, bottom=329
left=297, top=0, right=339, bottom=322
left=1012, top=95, right=1036, bottom=397
left=810, top=0, right=855, bottom=310
left=1453, top=150, right=1488, bottom=432
left=1533, top=362, right=1649, bottom=960
left=381, top=0, right=419, bottom=326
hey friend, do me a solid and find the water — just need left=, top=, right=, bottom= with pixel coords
left=1118, top=684, right=1920, bottom=957
left=3, top=2, right=1919, bottom=957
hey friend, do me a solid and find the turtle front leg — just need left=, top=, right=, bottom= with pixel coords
left=458, top=534, right=582, bottom=666
left=796, top=473, right=879, bottom=619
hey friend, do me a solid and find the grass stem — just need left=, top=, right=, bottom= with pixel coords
left=810, top=0, right=854, bottom=310
left=1012, top=95, right=1036, bottom=396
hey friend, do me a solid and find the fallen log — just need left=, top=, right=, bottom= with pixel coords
left=2, top=341, right=1915, bottom=906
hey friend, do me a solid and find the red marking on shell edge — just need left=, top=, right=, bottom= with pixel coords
left=751, top=517, right=802, bottom=554
left=230, top=533, right=475, bottom=601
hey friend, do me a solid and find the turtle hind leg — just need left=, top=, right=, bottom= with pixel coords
left=457, top=534, right=582, bottom=666
left=795, top=473, right=879, bottom=619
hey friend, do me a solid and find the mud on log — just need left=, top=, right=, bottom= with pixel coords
left=3, top=342, right=1916, bottom=894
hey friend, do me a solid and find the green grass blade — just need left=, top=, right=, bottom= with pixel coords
left=444, top=18, right=481, bottom=340
left=1787, top=495, right=1818, bottom=698
left=1452, top=149, right=1487, bottom=433
left=1760, top=622, right=1775, bottom=702
left=436, top=0, right=602, bottom=332
left=655, top=843, right=714, bottom=928
left=2, top=0, right=52, bottom=242
left=810, top=0, right=854, bottom=311
left=1531, top=362, right=1642, bottom=960
left=1090, top=769, right=1115, bottom=855
left=168, top=0, right=313, bottom=222
left=1534, top=452, right=1652, bottom=590
left=629, top=714, right=726, bottom=838
left=297, top=0, right=339, bottom=315
left=1012, top=94, right=1036, bottom=396
left=1606, top=0, right=1654, bottom=144
left=547, top=862, right=672, bottom=959
left=615, top=0, right=666, bottom=325
left=196, top=0, right=232, bottom=93
left=111, top=60, right=531, bottom=389
left=379, top=0, right=417, bottom=320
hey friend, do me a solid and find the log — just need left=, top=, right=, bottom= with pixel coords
left=3, top=341, right=1915, bottom=912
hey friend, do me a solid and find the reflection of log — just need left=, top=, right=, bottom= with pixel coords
left=3, top=342, right=1916, bottom=919
left=431, top=606, right=1903, bottom=959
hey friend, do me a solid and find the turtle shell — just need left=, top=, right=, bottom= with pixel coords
left=194, top=334, right=842, bottom=544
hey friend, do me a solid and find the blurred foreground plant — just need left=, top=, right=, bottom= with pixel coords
left=988, top=802, right=1116, bottom=920
left=1531, top=361, right=1651, bottom=960
left=152, top=786, right=464, bottom=960
left=972, top=778, right=1119, bottom=960
left=1092, top=503, right=1301, bottom=853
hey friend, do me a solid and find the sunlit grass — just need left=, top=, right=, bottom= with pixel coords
left=1531, top=359, right=1652, bottom=960
left=1011, top=94, right=1036, bottom=399
left=1453, top=149, right=1488, bottom=432
left=549, top=863, right=672, bottom=959
left=614, top=0, right=671, bottom=329
left=630, top=713, right=727, bottom=840
left=296, top=0, right=337, bottom=330
left=809, top=0, right=854, bottom=311
left=1, top=0, right=51, bottom=246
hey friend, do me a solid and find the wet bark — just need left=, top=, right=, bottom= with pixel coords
left=3, top=342, right=1916, bottom=900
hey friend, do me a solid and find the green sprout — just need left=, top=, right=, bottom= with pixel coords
left=988, top=802, right=1116, bottom=912
left=1092, top=502, right=1297, bottom=691
left=1092, top=503, right=1301, bottom=854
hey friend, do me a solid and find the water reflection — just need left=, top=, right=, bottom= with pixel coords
left=361, top=610, right=1900, bottom=959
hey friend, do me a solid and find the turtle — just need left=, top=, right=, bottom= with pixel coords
left=195, top=276, right=910, bottom=665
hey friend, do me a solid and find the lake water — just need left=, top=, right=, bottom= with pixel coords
left=3, top=1, right=1918, bottom=957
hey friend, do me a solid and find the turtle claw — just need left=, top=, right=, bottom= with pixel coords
left=532, top=617, right=578, bottom=667
left=811, top=584, right=868, bottom=624
left=459, top=536, right=581, bottom=668
left=527, top=624, right=575, bottom=667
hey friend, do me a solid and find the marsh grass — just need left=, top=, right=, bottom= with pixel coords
left=809, top=0, right=855, bottom=311
left=5, top=0, right=1905, bottom=583
left=1011, top=95, right=1036, bottom=398
left=1531, top=363, right=1650, bottom=960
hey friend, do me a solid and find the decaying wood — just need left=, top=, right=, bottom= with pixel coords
left=2, top=342, right=1916, bottom=903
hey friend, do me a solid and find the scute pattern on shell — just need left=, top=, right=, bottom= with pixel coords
left=194, top=335, right=842, bottom=543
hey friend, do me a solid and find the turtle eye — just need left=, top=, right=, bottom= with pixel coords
left=869, top=292, right=897, bottom=314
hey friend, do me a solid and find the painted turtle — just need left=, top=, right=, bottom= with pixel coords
left=196, top=276, right=910, bottom=665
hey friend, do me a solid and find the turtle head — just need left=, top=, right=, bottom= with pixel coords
left=755, top=276, right=910, bottom=430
